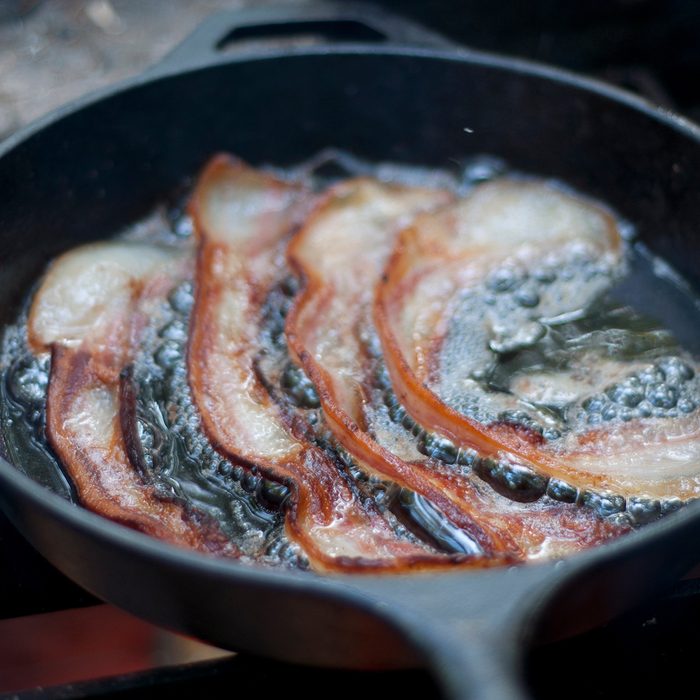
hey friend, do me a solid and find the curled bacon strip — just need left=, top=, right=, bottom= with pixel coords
left=187, top=156, right=465, bottom=572
left=28, top=243, right=233, bottom=553
left=375, top=179, right=700, bottom=500
left=286, top=178, right=626, bottom=560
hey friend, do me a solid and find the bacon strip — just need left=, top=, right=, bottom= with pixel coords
left=187, top=156, right=467, bottom=572
left=29, top=242, right=233, bottom=553
left=286, top=178, right=626, bottom=560
left=375, top=178, right=700, bottom=500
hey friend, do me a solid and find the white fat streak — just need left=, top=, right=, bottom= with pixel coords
left=62, top=384, right=145, bottom=507
left=302, top=179, right=450, bottom=292
left=62, top=384, right=116, bottom=447
left=208, top=274, right=297, bottom=460
left=201, top=175, right=297, bottom=247
left=511, top=357, right=649, bottom=407
left=450, top=179, right=617, bottom=253
left=563, top=412, right=700, bottom=483
left=298, top=179, right=450, bottom=419
left=29, top=242, right=179, bottom=350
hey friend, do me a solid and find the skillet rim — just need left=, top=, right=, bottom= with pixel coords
left=1, top=43, right=700, bottom=595
left=3, top=43, right=700, bottom=157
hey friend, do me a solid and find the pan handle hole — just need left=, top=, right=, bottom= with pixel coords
left=216, top=20, right=387, bottom=52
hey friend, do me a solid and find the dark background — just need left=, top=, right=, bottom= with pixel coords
left=366, top=0, right=700, bottom=119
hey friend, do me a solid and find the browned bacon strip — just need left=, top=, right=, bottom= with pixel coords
left=375, top=179, right=700, bottom=501
left=29, top=243, right=233, bottom=553
left=286, top=178, right=629, bottom=560
left=187, top=155, right=466, bottom=572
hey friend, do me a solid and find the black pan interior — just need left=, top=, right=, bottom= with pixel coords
left=2, top=52, right=699, bottom=314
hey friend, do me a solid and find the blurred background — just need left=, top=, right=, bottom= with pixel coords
left=2, top=1, right=700, bottom=697
left=2, top=0, right=700, bottom=140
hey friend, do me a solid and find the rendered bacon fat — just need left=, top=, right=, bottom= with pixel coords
left=187, top=156, right=465, bottom=572
left=286, top=178, right=627, bottom=560
left=375, top=179, right=700, bottom=503
left=28, top=242, right=233, bottom=553
left=18, top=158, right=695, bottom=569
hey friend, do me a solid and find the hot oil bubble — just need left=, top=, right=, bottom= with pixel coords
left=627, top=496, right=661, bottom=525
left=533, top=268, right=557, bottom=284
left=281, top=363, right=320, bottom=409
left=259, top=479, right=290, bottom=507
left=647, top=383, right=679, bottom=410
left=474, top=457, right=548, bottom=502
left=579, top=491, right=626, bottom=517
left=154, top=342, right=181, bottom=370
left=416, top=433, right=458, bottom=464
left=606, top=383, right=644, bottom=408
left=546, top=478, right=578, bottom=503
left=658, top=357, right=694, bottom=384
left=678, top=398, right=697, bottom=413
left=514, top=286, right=541, bottom=309
left=168, top=282, right=194, bottom=314
left=486, top=267, right=523, bottom=293
left=7, top=358, right=49, bottom=405
left=583, top=395, right=606, bottom=413
left=158, top=320, right=188, bottom=343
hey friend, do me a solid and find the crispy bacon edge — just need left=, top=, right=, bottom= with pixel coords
left=187, top=155, right=480, bottom=573
left=37, top=246, right=236, bottom=555
left=373, top=183, right=700, bottom=501
left=286, top=178, right=629, bottom=561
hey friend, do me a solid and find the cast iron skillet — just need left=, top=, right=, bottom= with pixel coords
left=1, top=4, right=700, bottom=699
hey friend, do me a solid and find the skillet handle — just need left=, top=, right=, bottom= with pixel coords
left=353, top=563, right=560, bottom=700
left=151, top=2, right=457, bottom=75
